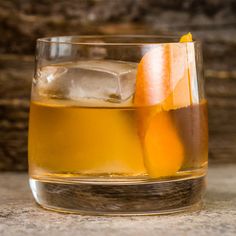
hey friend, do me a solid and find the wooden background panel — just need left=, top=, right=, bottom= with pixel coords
left=0, top=55, right=236, bottom=171
left=0, top=0, right=236, bottom=170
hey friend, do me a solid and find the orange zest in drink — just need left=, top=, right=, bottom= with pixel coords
left=180, top=32, right=192, bottom=43
left=134, top=33, right=193, bottom=178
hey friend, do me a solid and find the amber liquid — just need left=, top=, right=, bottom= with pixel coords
left=28, top=100, right=208, bottom=181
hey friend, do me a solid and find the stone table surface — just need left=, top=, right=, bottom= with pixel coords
left=0, top=165, right=235, bottom=236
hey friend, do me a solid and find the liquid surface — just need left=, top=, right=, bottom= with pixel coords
left=28, top=100, right=208, bottom=180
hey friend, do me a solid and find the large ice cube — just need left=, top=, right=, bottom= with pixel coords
left=35, top=60, right=137, bottom=103
left=35, top=66, right=68, bottom=99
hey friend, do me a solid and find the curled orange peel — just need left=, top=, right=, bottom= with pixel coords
left=134, top=33, right=193, bottom=178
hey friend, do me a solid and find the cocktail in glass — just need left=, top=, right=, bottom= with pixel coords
left=28, top=34, right=208, bottom=215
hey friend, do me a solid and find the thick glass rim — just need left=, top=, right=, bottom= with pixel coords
left=37, top=35, right=198, bottom=46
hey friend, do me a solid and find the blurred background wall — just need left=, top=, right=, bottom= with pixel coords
left=0, top=0, right=236, bottom=171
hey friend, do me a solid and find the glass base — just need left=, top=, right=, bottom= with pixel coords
left=29, top=175, right=206, bottom=215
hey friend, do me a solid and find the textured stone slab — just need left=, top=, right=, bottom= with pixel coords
left=0, top=165, right=235, bottom=236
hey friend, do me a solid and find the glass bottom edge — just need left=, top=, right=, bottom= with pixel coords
left=30, top=175, right=206, bottom=216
